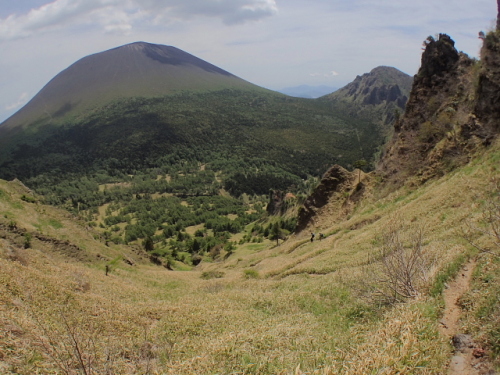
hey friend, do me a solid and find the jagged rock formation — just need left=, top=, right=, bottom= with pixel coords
left=267, top=190, right=285, bottom=215
left=296, top=31, right=500, bottom=231
left=322, top=66, right=413, bottom=136
left=267, top=190, right=287, bottom=215
left=377, top=33, right=500, bottom=189
left=267, top=190, right=298, bottom=216
left=475, top=32, right=500, bottom=135
left=295, top=165, right=355, bottom=232
left=497, top=0, right=500, bottom=31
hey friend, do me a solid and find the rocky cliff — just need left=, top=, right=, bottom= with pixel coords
left=295, top=165, right=356, bottom=233
left=377, top=32, right=500, bottom=189
left=475, top=31, right=500, bottom=135
left=322, top=66, right=413, bottom=136
left=295, top=31, right=500, bottom=231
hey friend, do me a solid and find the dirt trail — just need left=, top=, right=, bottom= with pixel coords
left=439, top=259, right=475, bottom=338
left=440, top=259, right=495, bottom=375
left=439, top=259, right=476, bottom=374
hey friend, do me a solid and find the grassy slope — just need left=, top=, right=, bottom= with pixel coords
left=1, top=140, right=499, bottom=374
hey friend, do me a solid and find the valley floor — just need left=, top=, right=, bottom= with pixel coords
left=1, top=141, right=499, bottom=374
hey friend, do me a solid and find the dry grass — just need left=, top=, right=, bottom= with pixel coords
left=0, top=141, right=499, bottom=374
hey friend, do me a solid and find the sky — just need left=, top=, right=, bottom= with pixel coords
left=0, top=0, right=495, bottom=123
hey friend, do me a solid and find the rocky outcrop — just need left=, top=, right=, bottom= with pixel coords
left=363, top=84, right=407, bottom=108
left=267, top=190, right=286, bottom=215
left=416, top=34, right=460, bottom=88
left=295, top=165, right=355, bottom=232
left=475, top=32, right=500, bottom=135
left=398, top=34, right=465, bottom=133
left=323, top=66, right=413, bottom=135
left=377, top=32, right=500, bottom=189
left=267, top=190, right=298, bottom=216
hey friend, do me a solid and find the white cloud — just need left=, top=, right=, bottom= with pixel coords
left=137, top=0, right=277, bottom=24
left=0, top=0, right=278, bottom=41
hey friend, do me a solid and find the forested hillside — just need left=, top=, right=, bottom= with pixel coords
left=0, top=40, right=415, bottom=266
left=0, top=89, right=372, bottom=263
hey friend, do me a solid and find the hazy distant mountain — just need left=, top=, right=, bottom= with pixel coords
left=0, top=44, right=410, bottom=206
left=277, top=85, right=338, bottom=98
left=321, top=66, right=413, bottom=135
left=0, top=42, right=261, bottom=131
left=326, top=66, right=413, bottom=107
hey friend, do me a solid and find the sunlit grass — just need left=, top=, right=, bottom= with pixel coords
left=1, top=141, right=499, bottom=373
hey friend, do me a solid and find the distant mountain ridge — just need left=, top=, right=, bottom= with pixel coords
left=329, top=66, right=413, bottom=107
left=321, top=66, right=413, bottom=136
left=0, top=42, right=411, bottom=208
left=1, top=42, right=261, bottom=131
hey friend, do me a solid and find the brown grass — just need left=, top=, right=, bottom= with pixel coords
left=0, top=140, right=499, bottom=374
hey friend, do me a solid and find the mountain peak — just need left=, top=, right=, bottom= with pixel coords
left=1, top=42, right=254, bottom=131
left=320, top=66, right=413, bottom=136
left=110, top=42, right=234, bottom=76
left=337, top=66, right=413, bottom=107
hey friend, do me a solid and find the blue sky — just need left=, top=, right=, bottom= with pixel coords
left=0, top=0, right=495, bottom=123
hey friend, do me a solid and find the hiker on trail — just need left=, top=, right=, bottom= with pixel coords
left=311, top=232, right=315, bottom=242
left=319, top=233, right=324, bottom=240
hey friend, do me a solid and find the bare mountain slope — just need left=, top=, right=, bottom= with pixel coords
left=0, top=42, right=259, bottom=131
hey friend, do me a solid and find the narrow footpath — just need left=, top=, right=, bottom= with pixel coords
left=439, top=259, right=495, bottom=375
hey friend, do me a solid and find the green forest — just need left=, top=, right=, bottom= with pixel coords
left=0, top=89, right=386, bottom=266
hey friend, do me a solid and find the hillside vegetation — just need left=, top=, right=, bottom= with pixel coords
left=1, top=136, right=499, bottom=374
left=0, top=89, right=377, bottom=183
left=1, top=27, right=500, bottom=374
left=0, top=87, right=390, bottom=266
left=0, top=43, right=412, bottom=268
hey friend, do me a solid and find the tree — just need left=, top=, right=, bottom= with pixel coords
left=143, top=236, right=154, bottom=252
left=269, top=222, right=282, bottom=246
left=191, top=238, right=201, bottom=253
left=353, top=159, right=368, bottom=183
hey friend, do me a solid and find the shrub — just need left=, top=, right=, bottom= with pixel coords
left=201, top=271, right=225, bottom=279
left=243, top=269, right=260, bottom=279
left=24, top=233, right=32, bottom=249
left=462, top=178, right=500, bottom=257
left=192, top=254, right=202, bottom=266
left=21, top=194, right=37, bottom=203
left=362, top=218, right=435, bottom=305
